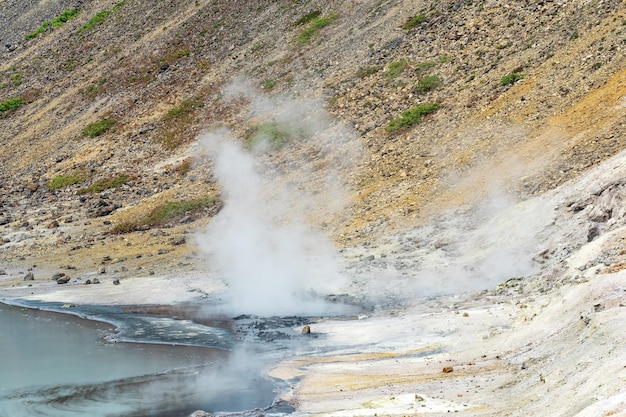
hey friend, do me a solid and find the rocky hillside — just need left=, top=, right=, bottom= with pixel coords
left=1, top=0, right=625, bottom=278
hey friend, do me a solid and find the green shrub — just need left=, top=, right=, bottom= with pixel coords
left=297, top=14, right=337, bottom=44
left=402, top=14, right=427, bottom=30
left=0, top=97, right=25, bottom=115
left=46, top=173, right=85, bottom=189
left=25, top=9, right=80, bottom=40
left=10, top=73, right=22, bottom=86
left=416, top=74, right=442, bottom=93
left=384, top=60, right=409, bottom=81
left=52, top=9, right=80, bottom=27
left=500, top=71, right=524, bottom=86
left=79, top=2, right=124, bottom=32
left=82, top=118, right=116, bottom=137
left=295, top=10, right=321, bottom=26
left=387, top=102, right=441, bottom=132
left=78, top=174, right=131, bottom=194
left=80, top=10, right=111, bottom=32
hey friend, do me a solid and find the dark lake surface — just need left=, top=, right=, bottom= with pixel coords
left=0, top=302, right=281, bottom=417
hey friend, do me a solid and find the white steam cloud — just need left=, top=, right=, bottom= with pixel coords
left=196, top=79, right=364, bottom=317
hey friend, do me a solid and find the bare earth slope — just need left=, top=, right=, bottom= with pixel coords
left=1, top=0, right=626, bottom=416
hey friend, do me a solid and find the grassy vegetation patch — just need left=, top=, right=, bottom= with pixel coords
left=297, top=14, right=337, bottom=44
left=387, top=102, right=441, bottom=133
left=46, top=172, right=86, bottom=189
left=10, top=73, right=22, bottom=86
left=82, top=117, right=116, bottom=137
left=164, top=98, right=204, bottom=121
left=162, top=47, right=190, bottom=64
left=25, top=9, right=80, bottom=40
left=402, top=14, right=427, bottom=30
left=500, top=71, right=525, bottom=86
left=79, top=2, right=125, bottom=32
left=78, top=174, right=131, bottom=194
left=416, top=74, right=442, bottom=93
left=295, top=10, right=321, bottom=26
left=158, top=97, right=204, bottom=150
left=261, top=78, right=277, bottom=90
left=111, top=197, right=219, bottom=233
left=0, top=97, right=25, bottom=116
left=384, top=60, right=409, bottom=81
left=245, top=121, right=291, bottom=150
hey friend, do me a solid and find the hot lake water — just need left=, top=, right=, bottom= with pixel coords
left=0, top=301, right=281, bottom=417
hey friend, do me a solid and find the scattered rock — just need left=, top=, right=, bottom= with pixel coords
left=442, top=366, right=454, bottom=373
left=56, top=276, right=71, bottom=284
left=51, top=272, right=67, bottom=281
left=92, top=278, right=100, bottom=284
left=170, top=236, right=186, bottom=246
left=302, top=325, right=311, bottom=334
left=85, top=279, right=91, bottom=285
left=113, top=279, right=120, bottom=285
left=23, top=272, right=34, bottom=281
left=47, top=220, right=59, bottom=229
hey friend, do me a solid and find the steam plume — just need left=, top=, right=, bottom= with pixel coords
left=196, top=80, right=364, bottom=316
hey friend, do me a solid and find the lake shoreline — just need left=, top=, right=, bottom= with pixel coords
left=0, top=298, right=290, bottom=417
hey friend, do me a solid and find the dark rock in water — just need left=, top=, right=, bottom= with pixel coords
left=0, top=269, right=6, bottom=275
left=23, top=272, right=35, bottom=281
left=56, top=276, right=71, bottom=284
left=92, top=278, right=100, bottom=284
left=85, top=279, right=91, bottom=285
left=113, top=279, right=120, bottom=285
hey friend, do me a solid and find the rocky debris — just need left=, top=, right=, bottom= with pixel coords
left=113, top=279, right=120, bottom=285
left=442, top=366, right=454, bottom=374
left=51, top=272, right=67, bottom=281
left=23, top=272, right=34, bottom=281
left=302, top=325, right=311, bottom=334
left=86, top=198, right=121, bottom=218
left=56, top=275, right=71, bottom=284
left=170, top=236, right=186, bottom=246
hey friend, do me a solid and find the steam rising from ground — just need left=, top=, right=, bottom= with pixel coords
left=196, top=79, right=363, bottom=317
